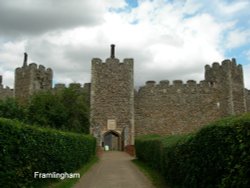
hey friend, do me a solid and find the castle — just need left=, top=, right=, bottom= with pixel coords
left=0, top=45, right=250, bottom=151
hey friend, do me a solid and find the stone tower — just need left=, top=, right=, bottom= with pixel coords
left=0, top=75, right=13, bottom=100
left=90, top=45, right=134, bottom=151
left=205, top=59, right=247, bottom=116
left=14, top=53, right=53, bottom=104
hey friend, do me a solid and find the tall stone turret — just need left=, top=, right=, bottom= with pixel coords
left=205, top=58, right=247, bottom=115
left=90, top=45, right=134, bottom=152
left=14, top=53, right=53, bottom=104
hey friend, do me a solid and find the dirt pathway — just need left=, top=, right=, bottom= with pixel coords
left=74, top=151, right=155, bottom=188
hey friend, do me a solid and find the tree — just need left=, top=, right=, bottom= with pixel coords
left=58, top=87, right=90, bottom=133
left=26, top=88, right=90, bottom=134
left=27, top=91, right=67, bottom=129
left=0, top=97, right=26, bottom=121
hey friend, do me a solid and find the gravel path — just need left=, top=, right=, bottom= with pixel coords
left=73, top=151, right=155, bottom=188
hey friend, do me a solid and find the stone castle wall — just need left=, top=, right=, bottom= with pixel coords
left=90, top=57, right=134, bottom=147
left=14, top=54, right=53, bottom=103
left=246, top=89, right=250, bottom=112
left=54, top=82, right=90, bottom=94
left=135, top=59, right=247, bottom=136
left=1, top=49, right=249, bottom=147
left=135, top=80, right=222, bottom=135
left=205, top=59, right=246, bottom=116
left=0, top=75, right=13, bottom=100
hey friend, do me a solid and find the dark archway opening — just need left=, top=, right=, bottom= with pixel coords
left=103, top=131, right=121, bottom=150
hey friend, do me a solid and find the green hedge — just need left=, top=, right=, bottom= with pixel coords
left=135, top=114, right=250, bottom=188
left=0, top=118, right=96, bottom=187
left=135, top=135, right=163, bottom=170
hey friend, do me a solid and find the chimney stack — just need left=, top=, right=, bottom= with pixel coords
left=110, top=44, right=115, bottom=58
left=23, top=52, right=28, bottom=67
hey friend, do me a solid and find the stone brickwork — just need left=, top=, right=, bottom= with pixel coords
left=0, top=75, right=13, bottom=100
left=90, top=45, right=134, bottom=149
left=0, top=46, right=249, bottom=151
left=14, top=53, right=53, bottom=104
left=246, top=89, right=250, bottom=112
left=205, top=59, right=246, bottom=116
left=135, top=80, right=221, bottom=135
left=135, top=59, right=247, bottom=136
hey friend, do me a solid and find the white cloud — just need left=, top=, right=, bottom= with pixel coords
left=218, top=0, right=249, bottom=15
left=0, top=0, right=249, bottom=90
left=0, top=41, right=26, bottom=87
left=226, top=29, right=250, bottom=49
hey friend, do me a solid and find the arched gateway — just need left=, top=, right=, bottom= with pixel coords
left=103, top=130, right=121, bottom=150
left=90, top=45, right=134, bottom=152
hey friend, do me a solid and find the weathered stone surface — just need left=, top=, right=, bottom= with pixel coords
left=1, top=48, right=250, bottom=149
left=90, top=55, right=134, bottom=149
left=0, top=79, right=13, bottom=100
left=0, top=75, right=13, bottom=100
left=135, top=59, right=247, bottom=136
left=14, top=53, right=53, bottom=103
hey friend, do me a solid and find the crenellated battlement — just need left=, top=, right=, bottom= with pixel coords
left=16, top=62, right=52, bottom=74
left=205, top=58, right=242, bottom=75
left=53, top=82, right=91, bottom=94
left=92, top=45, right=133, bottom=66
left=135, top=57, right=247, bottom=137
left=204, top=58, right=245, bottom=115
left=138, top=59, right=243, bottom=99
left=54, top=82, right=86, bottom=89
left=14, top=53, right=53, bottom=103
left=91, top=58, right=133, bottom=65
left=0, top=75, right=13, bottom=100
left=0, top=85, right=13, bottom=92
left=1, top=45, right=249, bottom=144
left=54, top=83, right=66, bottom=89
left=144, top=79, right=214, bottom=87
left=0, top=86, right=13, bottom=100
left=138, top=80, right=216, bottom=96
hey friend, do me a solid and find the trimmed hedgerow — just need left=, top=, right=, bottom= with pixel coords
left=0, top=118, right=96, bottom=188
left=135, top=113, right=250, bottom=188
left=135, top=134, right=163, bottom=170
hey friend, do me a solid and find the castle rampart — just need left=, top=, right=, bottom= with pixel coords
left=246, top=89, right=250, bottom=112
left=135, top=59, right=247, bottom=136
left=0, top=75, right=13, bottom=100
left=0, top=46, right=249, bottom=152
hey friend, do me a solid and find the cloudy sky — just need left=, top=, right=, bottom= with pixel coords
left=0, top=0, right=249, bottom=89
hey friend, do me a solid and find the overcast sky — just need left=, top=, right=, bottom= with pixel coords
left=0, top=0, right=249, bottom=89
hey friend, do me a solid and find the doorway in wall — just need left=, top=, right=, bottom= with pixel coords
left=103, top=130, right=121, bottom=150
